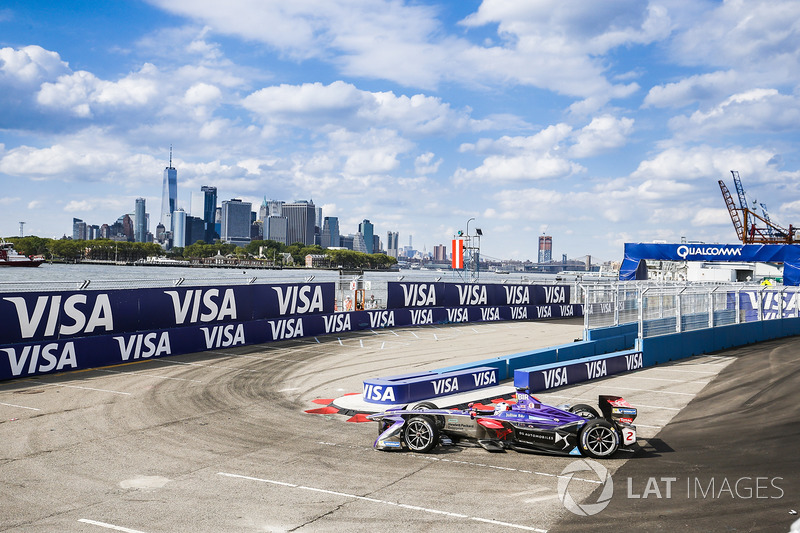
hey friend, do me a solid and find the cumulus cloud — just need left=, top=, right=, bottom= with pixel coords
left=414, top=152, right=441, bottom=175
left=242, top=80, right=479, bottom=136
left=0, top=45, right=69, bottom=85
left=37, top=64, right=160, bottom=117
left=569, top=115, right=634, bottom=158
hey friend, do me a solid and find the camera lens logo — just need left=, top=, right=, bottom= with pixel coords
left=557, top=459, right=614, bottom=516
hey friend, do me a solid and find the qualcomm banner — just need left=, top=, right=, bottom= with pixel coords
left=619, top=243, right=800, bottom=286
left=386, top=282, right=570, bottom=308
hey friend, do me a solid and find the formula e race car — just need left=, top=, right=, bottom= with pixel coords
left=368, top=391, right=637, bottom=458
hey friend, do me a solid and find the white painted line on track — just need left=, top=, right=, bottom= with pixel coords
left=381, top=342, right=385, bottom=350
left=78, top=518, right=147, bottom=533
left=0, top=401, right=41, bottom=411
left=278, top=387, right=300, bottom=392
left=338, top=338, right=343, bottom=345
left=633, top=424, right=662, bottom=429
left=411, top=332, right=419, bottom=338
left=360, top=339, right=364, bottom=348
left=217, top=472, right=547, bottom=532
left=646, top=368, right=720, bottom=374
left=434, top=334, right=439, bottom=341
left=154, top=359, right=260, bottom=373
left=94, top=368, right=203, bottom=383
left=29, top=380, right=131, bottom=396
left=314, top=337, right=321, bottom=343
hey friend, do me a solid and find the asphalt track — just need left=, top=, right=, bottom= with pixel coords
left=0, top=318, right=796, bottom=532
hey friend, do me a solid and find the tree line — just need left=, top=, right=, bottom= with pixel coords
left=4, top=236, right=397, bottom=269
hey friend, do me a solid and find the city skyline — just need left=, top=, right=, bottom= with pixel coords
left=3, top=2, right=800, bottom=263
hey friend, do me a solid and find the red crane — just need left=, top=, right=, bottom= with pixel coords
left=718, top=171, right=795, bottom=244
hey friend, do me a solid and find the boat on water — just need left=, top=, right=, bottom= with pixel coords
left=0, top=239, right=45, bottom=267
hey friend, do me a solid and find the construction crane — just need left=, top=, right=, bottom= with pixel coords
left=718, top=170, right=796, bottom=244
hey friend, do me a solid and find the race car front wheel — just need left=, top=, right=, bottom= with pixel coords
left=579, top=419, right=619, bottom=458
left=403, top=416, right=439, bottom=453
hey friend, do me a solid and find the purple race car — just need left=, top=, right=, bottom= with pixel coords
left=368, top=391, right=638, bottom=459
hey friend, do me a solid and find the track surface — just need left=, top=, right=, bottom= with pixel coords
left=0, top=319, right=795, bottom=532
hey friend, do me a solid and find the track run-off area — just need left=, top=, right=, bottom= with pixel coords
left=1, top=317, right=798, bottom=532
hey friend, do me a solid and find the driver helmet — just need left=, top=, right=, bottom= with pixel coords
left=494, top=402, right=511, bottom=415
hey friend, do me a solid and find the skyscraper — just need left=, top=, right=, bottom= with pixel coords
left=172, top=208, right=187, bottom=248
left=321, top=216, right=340, bottom=248
left=283, top=201, right=315, bottom=245
left=387, top=231, right=399, bottom=258
left=201, top=185, right=217, bottom=243
left=264, top=216, right=288, bottom=244
left=160, top=146, right=178, bottom=230
left=134, top=197, right=146, bottom=243
left=221, top=199, right=252, bottom=246
left=72, top=218, right=86, bottom=240
left=359, top=219, right=374, bottom=254
left=538, top=235, right=553, bottom=263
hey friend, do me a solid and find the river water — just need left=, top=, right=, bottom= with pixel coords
left=0, top=262, right=567, bottom=293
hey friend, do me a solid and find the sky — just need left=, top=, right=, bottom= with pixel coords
left=2, top=0, right=800, bottom=263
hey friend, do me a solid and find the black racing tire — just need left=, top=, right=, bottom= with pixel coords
left=409, top=401, right=438, bottom=410
left=403, top=416, right=440, bottom=453
left=569, top=403, right=600, bottom=419
left=579, top=419, right=619, bottom=459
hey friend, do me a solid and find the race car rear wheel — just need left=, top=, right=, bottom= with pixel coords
left=579, top=419, right=619, bottom=458
left=569, top=403, right=600, bottom=419
left=403, top=416, right=439, bottom=453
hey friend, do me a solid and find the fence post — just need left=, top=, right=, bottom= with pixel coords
left=638, top=287, right=645, bottom=339
left=676, top=288, right=684, bottom=333
left=708, top=287, right=714, bottom=328
left=736, top=286, right=741, bottom=323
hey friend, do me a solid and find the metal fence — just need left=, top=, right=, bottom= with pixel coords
left=583, top=282, right=800, bottom=339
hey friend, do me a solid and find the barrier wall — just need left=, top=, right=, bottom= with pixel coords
left=0, top=280, right=584, bottom=381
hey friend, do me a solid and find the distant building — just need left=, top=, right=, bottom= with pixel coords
left=538, top=235, right=553, bottom=263
left=387, top=231, right=399, bottom=258
left=72, top=218, right=86, bottom=240
left=321, top=217, right=340, bottom=249
left=352, top=232, right=367, bottom=253
left=160, top=147, right=178, bottom=230
left=305, top=254, right=328, bottom=268
left=283, top=201, right=315, bottom=245
left=359, top=219, right=374, bottom=253
left=340, top=234, right=354, bottom=250
left=264, top=216, right=288, bottom=244
left=221, top=199, right=252, bottom=246
left=373, top=234, right=382, bottom=254
left=201, top=185, right=218, bottom=243
left=185, top=215, right=205, bottom=246
left=121, top=214, right=134, bottom=242
left=433, top=244, right=447, bottom=262
left=172, top=209, right=187, bottom=248
left=134, top=197, right=147, bottom=243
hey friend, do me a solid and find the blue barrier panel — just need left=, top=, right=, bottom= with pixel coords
left=505, top=349, right=559, bottom=373
left=433, top=358, right=508, bottom=381
left=514, top=350, right=643, bottom=392
left=555, top=341, right=595, bottom=362
left=586, top=323, right=638, bottom=341
left=362, top=366, right=500, bottom=405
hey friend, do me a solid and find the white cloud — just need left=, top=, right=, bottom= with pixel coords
left=569, top=115, right=634, bottom=158
left=414, top=152, right=441, bottom=175
left=691, top=207, right=729, bottom=227
left=64, top=200, right=94, bottom=212
left=0, top=45, right=69, bottom=85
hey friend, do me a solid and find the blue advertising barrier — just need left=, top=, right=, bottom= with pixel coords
left=362, top=366, right=500, bottom=405
left=514, top=350, right=644, bottom=392
left=387, top=282, right=570, bottom=309
left=619, top=243, right=800, bottom=286
left=0, top=301, right=584, bottom=381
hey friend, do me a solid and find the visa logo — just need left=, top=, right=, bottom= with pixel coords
left=1, top=342, right=78, bottom=376
left=481, top=307, right=500, bottom=321
left=3, top=294, right=114, bottom=339
left=543, top=367, right=568, bottom=389
left=400, top=284, right=437, bottom=307
left=432, top=377, right=459, bottom=395
left=201, top=324, right=245, bottom=349
left=626, top=352, right=643, bottom=371
left=504, top=286, right=530, bottom=305
left=164, top=289, right=237, bottom=325
left=456, top=285, right=487, bottom=306
left=269, top=318, right=304, bottom=340
left=114, top=332, right=172, bottom=360
left=272, top=285, right=324, bottom=315
left=472, top=370, right=497, bottom=387
left=542, top=286, right=566, bottom=304
left=510, top=306, right=527, bottom=320
left=363, top=383, right=396, bottom=403
left=369, top=311, right=395, bottom=328
left=446, top=308, right=469, bottom=323
left=323, top=313, right=351, bottom=333
left=536, top=306, right=552, bottom=318
left=410, top=309, right=433, bottom=325
left=586, top=359, right=607, bottom=379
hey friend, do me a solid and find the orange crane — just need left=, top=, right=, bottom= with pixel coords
left=718, top=170, right=796, bottom=244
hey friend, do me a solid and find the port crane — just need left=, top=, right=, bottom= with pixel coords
left=718, top=170, right=796, bottom=244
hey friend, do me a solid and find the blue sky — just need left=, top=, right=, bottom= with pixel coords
left=2, top=0, right=800, bottom=263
